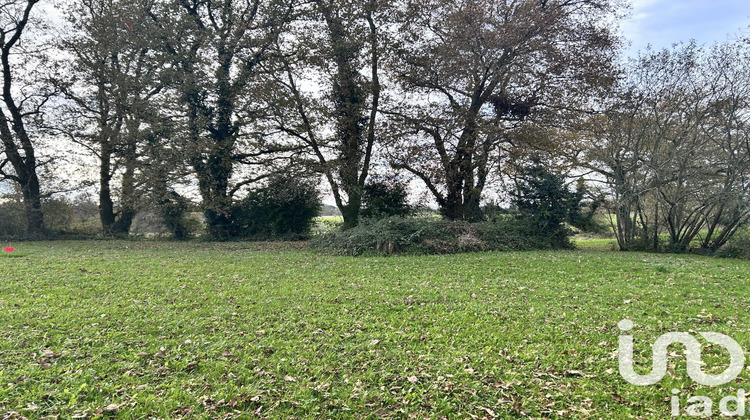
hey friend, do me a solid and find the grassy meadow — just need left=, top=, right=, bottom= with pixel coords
left=1, top=241, right=750, bottom=418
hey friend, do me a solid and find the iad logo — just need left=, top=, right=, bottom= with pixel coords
left=618, top=320, right=747, bottom=417
left=618, top=319, right=745, bottom=386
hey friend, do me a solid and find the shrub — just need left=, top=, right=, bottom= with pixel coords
left=481, top=200, right=511, bottom=221
left=567, top=178, right=608, bottom=234
left=511, top=159, right=592, bottom=247
left=230, top=174, right=321, bottom=240
left=158, top=191, right=192, bottom=239
left=66, top=199, right=101, bottom=236
left=312, top=216, right=573, bottom=256
left=717, top=228, right=750, bottom=260
left=1, top=196, right=107, bottom=239
left=42, top=198, right=75, bottom=233
left=313, top=216, right=343, bottom=235
left=129, top=211, right=171, bottom=237
left=0, top=200, right=26, bottom=238
left=361, top=177, right=413, bottom=219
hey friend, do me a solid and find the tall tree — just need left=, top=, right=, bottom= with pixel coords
left=152, top=0, right=298, bottom=239
left=0, top=0, right=47, bottom=235
left=266, top=0, right=386, bottom=229
left=574, top=46, right=700, bottom=251
left=388, top=0, right=621, bottom=221
left=56, top=0, right=164, bottom=234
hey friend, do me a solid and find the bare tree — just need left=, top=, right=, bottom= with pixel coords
left=576, top=41, right=750, bottom=251
left=696, top=41, right=750, bottom=251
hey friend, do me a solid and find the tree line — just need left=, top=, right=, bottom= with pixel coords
left=572, top=42, right=750, bottom=252
left=0, top=0, right=748, bottom=251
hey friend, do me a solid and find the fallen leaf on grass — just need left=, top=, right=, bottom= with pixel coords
left=71, top=409, right=90, bottom=419
left=40, top=349, right=57, bottom=359
left=477, top=406, right=497, bottom=418
left=94, top=403, right=125, bottom=416
left=564, top=370, right=593, bottom=378
left=314, top=382, right=330, bottom=392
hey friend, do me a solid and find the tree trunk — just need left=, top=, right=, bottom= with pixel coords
left=438, top=101, right=485, bottom=222
left=194, top=151, right=233, bottom=239
left=22, top=173, right=45, bottom=235
left=113, top=137, right=138, bottom=234
left=340, top=192, right=362, bottom=230
left=440, top=168, right=483, bottom=221
left=464, top=190, right=483, bottom=222
left=441, top=186, right=463, bottom=221
left=189, top=37, right=237, bottom=240
left=203, top=209, right=230, bottom=240
left=319, top=2, right=369, bottom=229
left=99, top=141, right=117, bottom=233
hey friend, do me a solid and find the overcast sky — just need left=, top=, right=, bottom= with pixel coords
left=620, top=0, right=750, bottom=57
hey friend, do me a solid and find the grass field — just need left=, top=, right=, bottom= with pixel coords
left=1, top=241, right=750, bottom=418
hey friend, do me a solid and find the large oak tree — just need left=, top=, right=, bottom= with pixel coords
left=388, top=0, right=621, bottom=221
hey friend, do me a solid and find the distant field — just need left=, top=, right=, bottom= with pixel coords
left=1, top=241, right=750, bottom=418
left=316, top=216, right=344, bottom=221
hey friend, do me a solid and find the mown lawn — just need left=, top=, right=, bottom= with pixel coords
left=1, top=241, right=750, bottom=418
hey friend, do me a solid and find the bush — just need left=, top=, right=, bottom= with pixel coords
left=512, top=159, right=592, bottom=246
left=0, top=200, right=26, bottom=238
left=43, top=198, right=75, bottom=233
left=312, top=216, right=573, bottom=256
left=0, top=195, right=106, bottom=239
left=0, top=197, right=100, bottom=239
left=313, top=216, right=343, bottom=235
left=361, top=177, right=412, bottom=219
left=158, top=191, right=192, bottom=239
left=229, top=174, right=321, bottom=240
left=567, top=178, right=608, bottom=234
left=717, top=228, right=750, bottom=259
left=66, top=199, right=101, bottom=236
left=481, top=200, right=511, bottom=221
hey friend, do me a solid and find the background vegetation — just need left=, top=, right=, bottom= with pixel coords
left=0, top=0, right=747, bottom=257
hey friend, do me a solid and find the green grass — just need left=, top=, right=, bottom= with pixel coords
left=1, top=241, right=750, bottom=418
